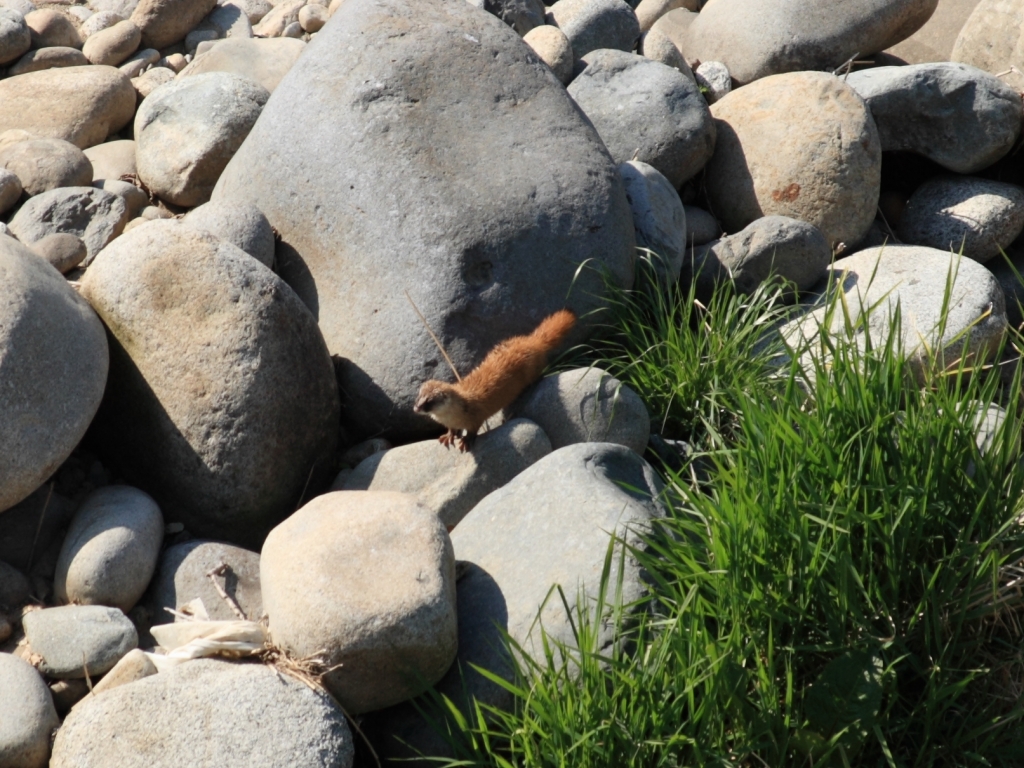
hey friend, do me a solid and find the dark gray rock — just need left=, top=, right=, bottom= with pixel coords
left=548, top=0, right=639, bottom=59
left=0, top=559, right=30, bottom=607
left=0, top=168, right=22, bottom=214
left=22, top=605, right=138, bottom=678
left=468, top=0, right=545, bottom=34
left=683, top=204, right=721, bottom=245
left=51, top=659, right=354, bottom=768
left=0, top=7, right=30, bottom=65
left=0, top=138, right=93, bottom=196
left=619, top=159, right=686, bottom=281
left=212, top=0, right=636, bottom=440
left=0, top=485, right=77, bottom=573
left=569, top=49, right=714, bottom=188
left=845, top=63, right=1021, bottom=174
left=0, top=653, right=58, bottom=768
left=182, top=199, right=274, bottom=267
left=80, top=220, right=340, bottom=549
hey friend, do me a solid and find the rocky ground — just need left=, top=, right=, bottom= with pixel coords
left=1, top=0, right=1023, bottom=764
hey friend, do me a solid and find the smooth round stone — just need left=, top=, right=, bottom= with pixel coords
left=154, top=50, right=185, bottom=70
left=22, top=605, right=138, bottom=678
left=952, top=0, right=1024, bottom=92
left=54, top=486, right=164, bottom=613
left=0, top=138, right=93, bottom=196
left=27, top=232, right=87, bottom=273
left=81, top=9, right=122, bottom=37
left=129, top=0, right=216, bottom=50
left=94, top=178, right=148, bottom=218
left=25, top=8, right=83, bottom=49
left=0, top=653, right=59, bottom=768
left=0, top=236, right=108, bottom=514
left=280, top=19, right=301, bottom=36
left=548, top=0, right=639, bottom=59
left=7, top=45, right=88, bottom=74
left=297, top=1, right=326, bottom=31
left=706, top=70, right=880, bottom=248
left=183, top=27, right=217, bottom=54
left=8, top=186, right=128, bottom=265
left=0, top=7, right=30, bottom=64
left=251, top=0, right=302, bottom=36
left=82, top=18, right=140, bottom=64
left=635, top=0, right=690, bottom=32
left=569, top=49, right=714, bottom=188
left=898, top=176, right=1024, bottom=262
left=694, top=59, right=731, bottom=103
left=83, top=137, right=135, bottom=180
left=522, top=23, right=572, bottom=84
left=683, top=204, right=721, bottom=245
left=233, top=0, right=270, bottom=23
left=640, top=7, right=696, bottom=76
left=182, top=199, right=274, bottom=267
left=619, top=159, right=686, bottom=281
left=117, top=45, right=157, bottom=76
left=130, top=64, right=174, bottom=98
left=0, top=167, right=21, bottom=214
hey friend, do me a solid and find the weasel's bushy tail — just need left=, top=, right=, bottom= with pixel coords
left=531, top=308, right=576, bottom=351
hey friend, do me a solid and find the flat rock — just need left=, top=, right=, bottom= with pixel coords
left=569, top=49, right=713, bottom=188
left=952, top=0, right=1024, bottom=91
left=0, top=653, right=58, bottom=768
left=22, top=605, right=137, bottom=678
left=684, top=0, right=938, bottom=85
left=620, top=159, right=686, bottom=281
left=7, top=45, right=88, bottom=74
left=135, top=71, right=268, bottom=207
left=548, top=0, right=639, bottom=59
left=0, top=65, right=135, bottom=149
left=0, top=237, right=107, bottom=514
left=343, top=418, right=552, bottom=529
left=8, top=186, right=128, bottom=265
left=50, top=659, right=354, bottom=768
left=261, top=491, right=457, bottom=713
left=0, top=7, right=30, bottom=64
left=54, top=486, right=163, bottom=613
left=130, top=0, right=215, bottom=49
left=182, top=199, right=274, bottom=267
left=176, top=36, right=304, bottom=92
left=27, top=232, right=88, bottom=273
left=212, top=0, right=636, bottom=439
left=846, top=62, right=1021, bottom=174
left=80, top=221, right=340, bottom=548
left=898, top=176, right=1024, bottom=262
left=0, top=137, right=92, bottom=196
left=705, top=71, right=881, bottom=248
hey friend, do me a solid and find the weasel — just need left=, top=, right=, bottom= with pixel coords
left=413, top=309, right=576, bottom=452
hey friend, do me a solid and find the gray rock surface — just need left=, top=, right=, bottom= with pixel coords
left=129, top=0, right=215, bottom=49
left=54, top=486, right=164, bottom=613
left=510, top=368, right=651, bottom=454
left=80, top=221, right=340, bottom=548
left=82, top=18, right=140, bottom=65
left=213, top=0, right=636, bottom=440
left=261, top=491, right=457, bottom=713
left=145, top=539, right=262, bottom=625
left=8, top=186, right=128, bottom=265
left=22, top=605, right=138, bottom=678
left=522, top=23, right=573, bottom=84
left=0, top=65, right=135, bottom=149
left=131, top=65, right=174, bottom=99
left=0, top=237, right=108, bottom=514
left=177, top=36, right=304, bottom=91
left=548, top=0, right=639, bottom=59
left=343, top=418, right=552, bottom=529
left=684, top=0, right=938, bottom=85
left=0, top=7, right=30, bottom=64
left=83, top=138, right=136, bottom=181
left=706, top=71, right=881, bottom=249
left=0, top=653, right=58, bottom=768
left=135, top=72, right=268, bottom=207
left=0, top=138, right=93, bottom=196
left=469, top=0, right=545, bottom=34
left=569, top=50, right=714, bottom=188
left=685, top=215, right=832, bottom=298
left=845, top=63, right=1021, bottom=174
left=182, top=199, right=274, bottom=267
left=0, top=559, right=30, bottom=607
left=94, top=178, right=148, bottom=219
left=952, top=0, right=1024, bottom=91
left=117, top=45, right=157, bottom=77
left=27, top=233, right=88, bottom=273
left=620, top=159, right=686, bottom=281
left=230, top=0, right=270, bottom=24
left=195, top=1, right=251, bottom=39
left=7, top=45, right=87, bottom=74
left=683, top=204, right=721, bottom=245
left=50, top=659, right=354, bottom=768
left=899, top=176, right=1024, bottom=262
left=0, top=167, right=21, bottom=214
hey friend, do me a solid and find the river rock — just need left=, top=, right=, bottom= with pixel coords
left=0, top=167, right=21, bottom=213
left=0, top=7, right=30, bottom=64
left=135, top=71, right=268, bottom=207
left=88, top=648, right=156, bottom=696
left=548, top=0, right=639, bottom=59
left=685, top=0, right=939, bottom=85
left=469, top=0, right=544, bottom=34
left=298, top=2, right=326, bottom=32
left=182, top=199, right=274, bottom=267
left=27, top=233, right=87, bottom=273
left=845, top=62, right=1021, bottom=174
left=898, top=176, right=1024, bottom=262
left=684, top=204, right=722, bottom=245
left=522, top=23, right=572, bottom=84
left=342, top=418, right=552, bottom=528
left=130, top=0, right=216, bottom=49
left=145, top=539, right=262, bottom=625
left=213, top=0, right=636, bottom=440
left=194, top=1, right=251, bottom=39
left=706, top=70, right=881, bottom=248
left=635, top=0, right=689, bottom=32
left=54, top=486, right=163, bottom=613
left=22, top=605, right=137, bottom=678
left=250, top=0, right=302, bottom=36
left=0, top=66, right=135, bottom=148
left=80, top=221, right=340, bottom=548
left=952, top=0, right=1024, bottom=91
left=0, top=237, right=107, bottom=514
left=0, top=653, right=58, bottom=768
left=80, top=9, right=121, bottom=37
left=82, top=18, right=139, bottom=64
left=620, top=159, right=686, bottom=280
left=640, top=7, right=696, bottom=70
left=117, top=45, right=156, bottom=76
left=569, top=50, right=713, bottom=188
left=94, top=178, right=147, bottom=218
left=695, top=60, right=731, bottom=103
left=261, top=491, right=457, bottom=713
left=25, top=8, right=83, bottom=49
left=8, top=186, right=128, bottom=264
left=0, top=0, right=34, bottom=15
left=0, top=137, right=92, bottom=195
left=177, top=36, right=304, bottom=91
left=232, top=0, right=270, bottom=23
left=131, top=65, right=174, bottom=98
left=7, top=45, right=88, bottom=74
left=51, top=659, right=354, bottom=768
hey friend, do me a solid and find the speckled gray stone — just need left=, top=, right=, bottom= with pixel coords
left=620, top=159, right=686, bottom=281
left=0, top=653, right=58, bottom=768
left=548, top=0, right=639, bottom=59
left=22, top=605, right=138, bottom=678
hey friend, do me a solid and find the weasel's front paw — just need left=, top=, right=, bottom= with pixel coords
left=438, top=429, right=458, bottom=448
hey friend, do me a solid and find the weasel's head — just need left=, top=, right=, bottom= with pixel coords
left=413, top=380, right=461, bottom=425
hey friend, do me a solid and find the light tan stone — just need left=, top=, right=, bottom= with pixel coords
left=82, top=19, right=140, bottom=65
left=952, top=0, right=1024, bottom=90
left=523, top=24, right=572, bottom=84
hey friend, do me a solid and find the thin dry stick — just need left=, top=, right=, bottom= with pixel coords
left=404, top=290, right=461, bottom=382
left=82, top=653, right=93, bottom=693
left=26, top=483, right=54, bottom=573
left=205, top=562, right=248, bottom=621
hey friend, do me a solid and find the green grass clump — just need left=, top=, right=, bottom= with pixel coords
left=419, top=266, right=1024, bottom=768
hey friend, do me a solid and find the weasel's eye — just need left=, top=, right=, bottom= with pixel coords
left=415, top=398, right=434, bottom=413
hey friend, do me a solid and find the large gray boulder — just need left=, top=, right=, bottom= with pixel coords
left=80, top=220, right=340, bottom=548
left=0, top=236, right=108, bottom=514
left=0, top=653, right=58, bottom=768
left=845, top=63, right=1021, bottom=174
left=684, top=0, right=938, bottom=85
left=213, top=0, right=635, bottom=440
left=50, top=659, right=354, bottom=768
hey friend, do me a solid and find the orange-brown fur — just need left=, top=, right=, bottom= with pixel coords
left=413, top=309, right=576, bottom=451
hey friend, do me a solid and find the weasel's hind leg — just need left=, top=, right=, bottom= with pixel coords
left=454, top=431, right=477, bottom=453
left=439, top=429, right=459, bottom=449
